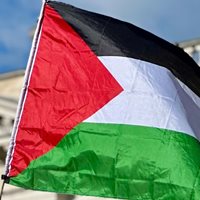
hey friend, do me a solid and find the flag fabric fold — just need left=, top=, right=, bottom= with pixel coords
left=3, top=1, right=200, bottom=199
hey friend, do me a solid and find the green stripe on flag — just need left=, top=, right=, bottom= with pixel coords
left=10, top=123, right=200, bottom=199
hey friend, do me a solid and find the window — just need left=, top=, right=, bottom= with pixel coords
left=11, top=119, right=15, bottom=125
left=0, top=116, right=3, bottom=126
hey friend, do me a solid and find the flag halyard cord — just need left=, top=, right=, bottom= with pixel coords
left=0, top=179, right=5, bottom=200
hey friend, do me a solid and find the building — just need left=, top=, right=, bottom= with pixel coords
left=177, top=38, right=200, bottom=65
left=0, top=38, right=200, bottom=199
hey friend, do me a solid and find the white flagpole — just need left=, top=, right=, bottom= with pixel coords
left=2, top=0, right=47, bottom=184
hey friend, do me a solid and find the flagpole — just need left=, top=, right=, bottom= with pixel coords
left=2, top=0, right=47, bottom=181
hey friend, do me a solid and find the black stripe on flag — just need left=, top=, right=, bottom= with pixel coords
left=48, top=1, right=200, bottom=97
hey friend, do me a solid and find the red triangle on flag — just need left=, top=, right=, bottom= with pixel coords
left=10, top=5, right=123, bottom=177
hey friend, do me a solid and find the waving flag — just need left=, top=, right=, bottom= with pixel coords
left=3, top=1, right=200, bottom=199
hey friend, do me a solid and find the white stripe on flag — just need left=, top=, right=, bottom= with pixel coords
left=85, top=56, right=200, bottom=140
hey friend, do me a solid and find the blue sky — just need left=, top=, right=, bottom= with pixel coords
left=0, top=0, right=200, bottom=74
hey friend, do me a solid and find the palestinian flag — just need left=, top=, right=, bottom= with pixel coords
left=3, top=1, right=200, bottom=199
